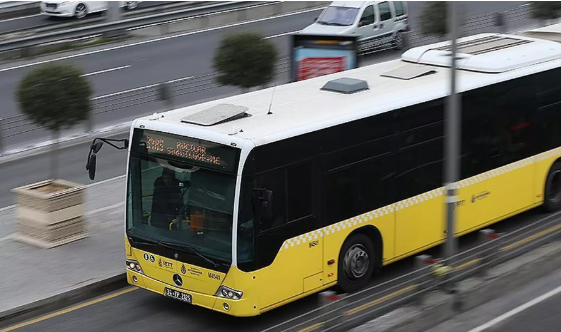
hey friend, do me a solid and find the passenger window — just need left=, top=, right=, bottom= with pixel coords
left=359, top=5, right=375, bottom=26
left=287, top=162, right=313, bottom=221
left=378, top=2, right=392, bottom=21
left=394, top=1, right=405, bottom=17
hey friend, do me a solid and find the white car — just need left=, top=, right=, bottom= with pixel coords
left=40, top=1, right=140, bottom=19
left=301, top=1, right=409, bottom=51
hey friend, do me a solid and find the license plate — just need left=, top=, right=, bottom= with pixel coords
left=164, top=287, right=192, bottom=304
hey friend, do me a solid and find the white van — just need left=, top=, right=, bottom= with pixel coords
left=301, top=1, right=409, bottom=52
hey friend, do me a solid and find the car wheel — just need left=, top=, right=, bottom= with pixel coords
left=74, top=3, right=88, bottom=19
left=392, top=31, right=405, bottom=50
left=126, top=1, right=139, bottom=10
left=544, top=162, right=561, bottom=212
left=338, top=233, right=376, bottom=293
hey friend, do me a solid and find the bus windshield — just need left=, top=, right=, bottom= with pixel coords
left=126, top=129, right=239, bottom=263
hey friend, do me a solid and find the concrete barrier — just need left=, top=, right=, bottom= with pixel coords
left=349, top=241, right=561, bottom=332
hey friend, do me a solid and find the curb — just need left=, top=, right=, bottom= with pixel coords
left=0, top=273, right=127, bottom=329
left=349, top=241, right=561, bottom=332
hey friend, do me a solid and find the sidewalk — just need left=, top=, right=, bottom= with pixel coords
left=0, top=176, right=126, bottom=316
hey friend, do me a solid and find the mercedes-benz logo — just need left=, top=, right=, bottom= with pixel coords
left=173, top=274, right=183, bottom=287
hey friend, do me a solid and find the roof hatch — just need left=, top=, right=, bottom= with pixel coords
left=321, top=77, right=369, bottom=94
left=181, top=104, right=249, bottom=126
left=401, top=33, right=561, bottom=73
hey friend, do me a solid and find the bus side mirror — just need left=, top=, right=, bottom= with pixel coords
left=91, top=141, right=103, bottom=153
left=86, top=140, right=102, bottom=180
left=86, top=153, right=97, bottom=180
left=254, top=188, right=274, bottom=219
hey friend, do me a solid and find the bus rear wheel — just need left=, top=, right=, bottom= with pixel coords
left=338, top=233, right=375, bottom=293
left=544, top=162, right=561, bottom=212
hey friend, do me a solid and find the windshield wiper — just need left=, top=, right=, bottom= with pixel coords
left=158, top=241, right=219, bottom=268
left=128, top=235, right=158, bottom=247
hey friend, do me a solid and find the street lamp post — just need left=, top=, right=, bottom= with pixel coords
left=444, top=1, right=460, bottom=272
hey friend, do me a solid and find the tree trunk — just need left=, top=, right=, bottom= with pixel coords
left=50, top=129, right=59, bottom=180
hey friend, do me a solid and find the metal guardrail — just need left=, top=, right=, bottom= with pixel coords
left=0, top=1, right=202, bottom=36
left=0, top=1, right=273, bottom=52
left=260, top=209, right=561, bottom=332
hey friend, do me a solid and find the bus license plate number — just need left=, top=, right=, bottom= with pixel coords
left=164, top=288, right=192, bottom=304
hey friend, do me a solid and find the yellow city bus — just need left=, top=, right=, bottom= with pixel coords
left=88, top=32, right=561, bottom=317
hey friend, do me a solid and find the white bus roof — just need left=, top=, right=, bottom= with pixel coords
left=135, top=33, right=561, bottom=148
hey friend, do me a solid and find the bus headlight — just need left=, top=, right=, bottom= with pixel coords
left=126, top=259, right=144, bottom=274
left=215, top=286, right=243, bottom=300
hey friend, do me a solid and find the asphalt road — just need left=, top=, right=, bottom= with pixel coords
left=5, top=205, right=556, bottom=332
left=0, top=1, right=172, bottom=34
left=0, top=2, right=530, bottom=153
left=424, top=266, right=561, bottom=332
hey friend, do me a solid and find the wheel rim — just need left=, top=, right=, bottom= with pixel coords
left=75, top=4, right=87, bottom=18
left=127, top=1, right=139, bottom=9
left=343, top=244, right=370, bottom=280
left=549, top=170, right=561, bottom=203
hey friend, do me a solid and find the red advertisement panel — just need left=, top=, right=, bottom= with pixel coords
left=297, top=57, right=346, bottom=81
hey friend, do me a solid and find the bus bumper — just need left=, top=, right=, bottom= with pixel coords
left=126, top=270, right=256, bottom=317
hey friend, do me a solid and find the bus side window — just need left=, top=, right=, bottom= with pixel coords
left=462, top=87, right=500, bottom=178
left=324, top=154, right=393, bottom=224
left=535, top=68, right=561, bottom=151
left=287, top=162, right=313, bottom=221
left=493, top=83, right=538, bottom=164
left=396, top=101, right=444, bottom=200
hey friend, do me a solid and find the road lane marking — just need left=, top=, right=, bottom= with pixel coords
left=0, top=7, right=323, bottom=73
left=296, top=322, right=324, bottom=332
left=264, top=30, right=299, bottom=39
left=82, top=65, right=131, bottom=77
left=0, top=287, right=138, bottom=332
left=344, top=284, right=418, bottom=316
left=90, top=75, right=193, bottom=100
left=500, top=224, right=561, bottom=252
left=0, top=14, right=42, bottom=23
left=454, top=258, right=481, bottom=271
left=467, top=284, right=561, bottom=332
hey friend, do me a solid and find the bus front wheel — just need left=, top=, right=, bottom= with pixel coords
left=544, top=162, right=561, bottom=212
left=338, top=233, right=375, bottom=293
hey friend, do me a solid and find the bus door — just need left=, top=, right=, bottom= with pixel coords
left=253, top=161, right=322, bottom=308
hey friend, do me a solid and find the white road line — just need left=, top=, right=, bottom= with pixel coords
left=91, top=75, right=193, bottom=100
left=468, top=284, right=561, bottom=332
left=0, top=6, right=321, bottom=73
left=82, top=65, right=131, bottom=77
left=0, top=13, right=42, bottom=23
left=0, top=204, right=15, bottom=213
left=264, top=30, right=299, bottom=40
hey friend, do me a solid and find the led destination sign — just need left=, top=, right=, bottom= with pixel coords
left=136, top=130, right=238, bottom=172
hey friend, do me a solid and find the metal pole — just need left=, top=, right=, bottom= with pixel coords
left=444, top=1, right=460, bottom=266
left=106, top=1, right=121, bottom=23
left=104, top=1, right=123, bottom=38
left=0, top=118, right=4, bottom=156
